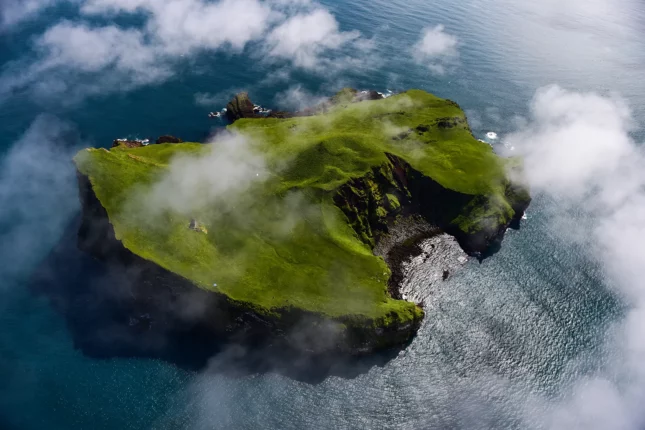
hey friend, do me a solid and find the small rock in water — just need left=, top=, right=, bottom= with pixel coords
left=442, top=270, right=450, bottom=281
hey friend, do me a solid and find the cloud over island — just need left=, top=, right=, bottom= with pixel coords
left=0, top=0, right=375, bottom=103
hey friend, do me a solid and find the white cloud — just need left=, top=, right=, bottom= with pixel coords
left=0, top=116, right=81, bottom=284
left=0, top=0, right=60, bottom=30
left=38, top=22, right=165, bottom=79
left=506, top=85, right=645, bottom=429
left=0, top=0, right=371, bottom=103
left=0, top=20, right=170, bottom=103
left=273, top=85, right=327, bottom=110
left=83, top=0, right=275, bottom=54
left=264, top=8, right=360, bottom=69
left=412, top=24, right=459, bottom=74
left=509, top=85, right=633, bottom=200
left=140, top=132, right=269, bottom=217
left=415, top=25, right=458, bottom=57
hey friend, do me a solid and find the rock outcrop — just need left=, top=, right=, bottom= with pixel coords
left=225, top=92, right=260, bottom=123
left=155, top=135, right=183, bottom=144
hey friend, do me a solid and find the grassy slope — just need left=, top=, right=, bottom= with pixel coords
left=74, top=90, right=512, bottom=326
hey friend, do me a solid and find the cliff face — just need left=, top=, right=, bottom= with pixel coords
left=76, top=172, right=422, bottom=359
left=333, top=154, right=531, bottom=259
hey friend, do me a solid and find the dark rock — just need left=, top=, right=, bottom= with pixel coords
left=225, top=92, right=260, bottom=123
left=155, top=135, right=183, bottom=145
left=442, top=270, right=450, bottom=280
left=436, top=117, right=458, bottom=129
left=415, top=125, right=429, bottom=133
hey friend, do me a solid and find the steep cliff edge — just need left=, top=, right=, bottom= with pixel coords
left=332, top=153, right=530, bottom=258
left=74, top=89, right=529, bottom=362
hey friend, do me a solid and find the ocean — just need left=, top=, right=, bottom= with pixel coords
left=1, top=0, right=645, bottom=428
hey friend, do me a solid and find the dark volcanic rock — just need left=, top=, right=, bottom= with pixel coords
left=155, top=135, right=183, bottom=144
left=225, top=92, right=260, bottom=123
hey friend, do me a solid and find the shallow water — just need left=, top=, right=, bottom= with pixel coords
left=1, top=0, right=644, bottom=428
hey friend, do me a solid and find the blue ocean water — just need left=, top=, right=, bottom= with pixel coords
left=1, top=0, right=645, bottom=428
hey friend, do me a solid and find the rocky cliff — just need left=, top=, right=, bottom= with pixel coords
left=333, top=155, right=529, bottom=259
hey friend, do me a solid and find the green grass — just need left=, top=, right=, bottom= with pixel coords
left=74, top=90, right=515, bottom=326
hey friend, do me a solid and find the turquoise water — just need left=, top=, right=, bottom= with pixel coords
left=1, top=0, right=644, bottom=428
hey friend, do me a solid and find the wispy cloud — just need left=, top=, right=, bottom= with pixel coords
left=412, top=24, right=459, bottom=75
left=194, top=89, right=245, bottom=108
left=82, top=0, right=275, bottom=53
left=0, top=0, right=373, bottom=104
left=264, top=8, right=362, bottom=70
left=0, top=116, right=81, bottom=285
left=139, top=132, right=269, bottom=217
left=507, top=85, right=645, bottom=429
left=272, top=85, right=327, bottom=111
left=0, top=0, right=64, bottom=31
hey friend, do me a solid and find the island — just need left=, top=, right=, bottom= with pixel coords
left=73, top=89, right=530, bottom=360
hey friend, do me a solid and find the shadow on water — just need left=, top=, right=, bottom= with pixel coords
left=29, top=218, right=405, bottom=384
left=474, top=220, right=523, bottom=263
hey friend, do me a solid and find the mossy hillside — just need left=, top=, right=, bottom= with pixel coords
left=233, top=90, right=519, bottom=233
left=73, top=89, right=519, bottom=328
left=74, top=148, right=420, bottom=328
